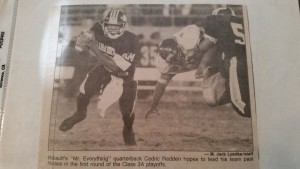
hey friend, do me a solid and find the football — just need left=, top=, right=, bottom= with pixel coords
left=75, top=31, right=95, bottom=52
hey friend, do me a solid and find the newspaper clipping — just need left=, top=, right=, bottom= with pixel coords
left=38, top=2, right=259, bottom=169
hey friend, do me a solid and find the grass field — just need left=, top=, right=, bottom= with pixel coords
left=49, top=89, right=253, bottom=152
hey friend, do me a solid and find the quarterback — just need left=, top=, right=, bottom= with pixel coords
left=59, top=9, right=139, bottom=145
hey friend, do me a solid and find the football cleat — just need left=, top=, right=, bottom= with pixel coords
left=122, top=113, right=136, bottom=146
left=59, top=112, right=87, bottom=132
left=123, top=127, right=137, bottom=146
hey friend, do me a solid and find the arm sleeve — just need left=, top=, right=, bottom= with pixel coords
left=113, top=34, right=139, bottom=71
left=203, top=16, right=219, bottom=44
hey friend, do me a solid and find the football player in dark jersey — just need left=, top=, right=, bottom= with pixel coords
left=59, top=9, right=139, bottom=145
left=146, top=7, right=251, bottom=118
left=196, top=7, right=251, bottom=118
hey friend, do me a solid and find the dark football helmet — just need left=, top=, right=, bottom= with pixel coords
left=102, top=9, right=127, bottom=39
left=158, top=38, right=184, bottom=64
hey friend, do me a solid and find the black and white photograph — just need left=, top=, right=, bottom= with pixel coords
left=3, top=0, right=300, bottom=169
left=48, top=4, right=255, bottom=152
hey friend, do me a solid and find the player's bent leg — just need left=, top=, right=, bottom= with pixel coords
left=202, top=72, right=227, bottom=106
left=59, top=66, right=111, bottom=131
left=203, top=88, right=218, bottom=106
left=59, top=93, right=91, bottom=131
left=228, top=57, right=251, bottom=118
left=119, top=79, right=137, bottom=146
left=230, top=82, right=251, bottom=118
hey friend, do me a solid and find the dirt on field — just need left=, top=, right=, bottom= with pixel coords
left=49, top=90, right=253, bottom=152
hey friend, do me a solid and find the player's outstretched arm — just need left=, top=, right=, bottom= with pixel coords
left=145, top=73, right=175, bottom=119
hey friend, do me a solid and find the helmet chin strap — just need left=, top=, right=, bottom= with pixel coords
left=103, top=24, right=126, bottom=39
left=105, top=32, right=123, bottom=39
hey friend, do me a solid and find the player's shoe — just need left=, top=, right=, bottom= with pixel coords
left=123, top=127, right=137, bottom=146
left=122, top=113, right=137, bottom=146
left=59, top=111, right=87, bottom=132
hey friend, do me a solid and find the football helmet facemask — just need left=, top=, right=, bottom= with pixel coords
left=158, top=38, right=184, bottom=64
left=102, top=9, right=127, bottom=39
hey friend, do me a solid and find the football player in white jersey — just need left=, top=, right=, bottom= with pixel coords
left=145, top=24, right=226, bottom=118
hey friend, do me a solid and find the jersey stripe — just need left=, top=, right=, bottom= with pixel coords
left=109, top=10, right=113, bottom=21
left=109, top=10, right=119, bottom=24
left=112, top=53, right=132, bottom=71
left=79, top=75, right=89, bottom=94
left=229, top=57, right=246, bottom=114
left=115, top=10, right=120, bottom=21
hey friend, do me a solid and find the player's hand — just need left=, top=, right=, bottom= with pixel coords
left=75, top=31, right=95, bottom=52
left=195, top=68, right=203, bottom=79
left=185, top=55, right=195, bottom=64
left=145, top=107, right=160, bottom=120
left=88, top=39, right=98, bottom=52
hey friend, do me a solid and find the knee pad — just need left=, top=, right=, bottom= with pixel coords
left=203, top=88, right=219, bottom=106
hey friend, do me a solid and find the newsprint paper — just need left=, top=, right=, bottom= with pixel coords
left=38, top=2, right=259, bottom=169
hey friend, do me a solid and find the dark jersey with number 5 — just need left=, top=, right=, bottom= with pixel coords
left=203, top=15, right=246, bottom=60
left=203, top=15, right=251, bottom=117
